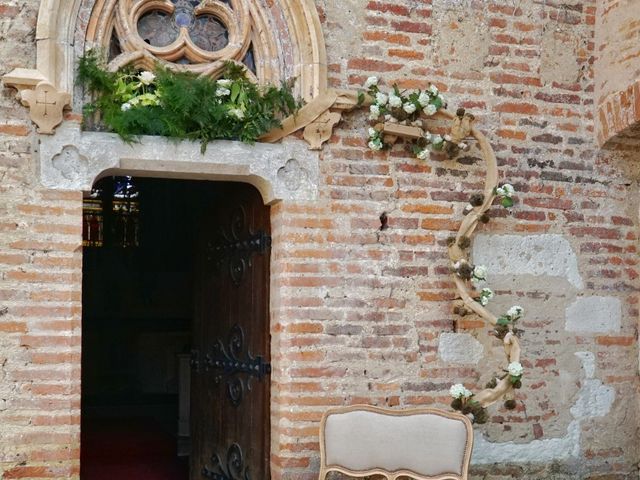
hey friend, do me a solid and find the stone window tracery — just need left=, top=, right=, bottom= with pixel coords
left=87, top=0, right=273, bottom=82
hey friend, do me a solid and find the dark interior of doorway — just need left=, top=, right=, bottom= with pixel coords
left=81, top=177, right=217, bottom=480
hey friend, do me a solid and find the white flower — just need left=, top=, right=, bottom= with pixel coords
left=479, top=287, right=494, bottom=305
left=473, top=265, right=487, bottom=281
left=375, top=92, right=388, bottom=106
left=368, top=127, right=378, bottom=138
left=121, top=102, right=132, bottom=111
left=216, top=87, right=231, bottom=97
left=502, top=184, right=515, bottom=197
left=418, top=91, right=430, bottom=107
left=217, top=79, right=232, bottom=87
left=431, top=134, right=443, bottom=145
left=369, top=104, right=381, bottom=120
left=368, top=138, right=383, bottom=151
left=424, top=104, right=437, bottom=116
left=138, top=71, right=156, bottom=85
left=388, top=94, right=402, bottom=108
left=429, top=84, right=439, bottom=95
left=403, top=102, right=417, bottom=114
left=450, top=383, right=473, bottom=399
left=364, top=76, right=379, bottom=89
left=229, top=108, right=245, bottom=120
left=496, top=187, right=506, bottom=196
left=507, top=361, right=524, bottom=377
left=416, top=149, right=429, bottom=160
left=507, top=305, right=524, bottom=320
left=444, top=134, right=452, bottom=142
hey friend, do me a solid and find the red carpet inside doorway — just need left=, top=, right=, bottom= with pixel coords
left=81, top=418, right=189, bottom=480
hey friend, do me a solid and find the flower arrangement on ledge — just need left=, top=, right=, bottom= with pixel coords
left=77, top=50, right=301, bottom=152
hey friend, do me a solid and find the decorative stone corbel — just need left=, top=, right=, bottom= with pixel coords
left=2, top=68, right=71, bottom=134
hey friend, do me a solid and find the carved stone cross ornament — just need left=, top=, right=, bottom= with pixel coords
left=20, top=81, right=71, bottom=134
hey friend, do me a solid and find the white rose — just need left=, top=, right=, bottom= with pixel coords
left=216, top=87, right=231, bottom=97
left=416, top=149, right=429, bottom=160
left=229, top=108, right=245, bottom=120
left=369, top=104, right=381, bottom=120
left=473, top=265, right=487, bottom=281
left=217, top=79, right=232, bottom=87
left=424, top=104, right=437, bottom=116
left=431, top=134, right=443, bottom=145
left=138, top=71, right=156, bottom=85
left=507, top=361, right=524, bottom=377
left=368, top=127, right=378, bottom=138
left=481, top=288, right=494, bottom=298
left=388, top=94, right=402, bottom=108
left=449, top=384, right=472, bottom=399
left=364, top=76, right=379, bottom=89
left=403, top=102, right=417, bottom=114
left=375, top=92, right=388, bottom=106
left=429, top=84, right=439, bottom=95
left=507, top=305, right=523, bottom=319
left=121, top=102, right=132, bottom=111
left=418, top=91, right=430, bottom=107
left=502, top=184, right=515, bottom=197
left=368, top=139, right=383, bottom=151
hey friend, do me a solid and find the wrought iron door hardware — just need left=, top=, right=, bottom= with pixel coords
left=208, top=324, right=271, bottom=406
left=207, top=206, right=271, bottom=285
left=202, top=443, right=250, bottom=480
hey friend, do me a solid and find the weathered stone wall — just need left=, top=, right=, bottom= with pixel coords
left=0, top=1, right=639, bottom=479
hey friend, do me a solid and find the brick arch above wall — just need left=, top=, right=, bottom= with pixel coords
left=596, top=80, right=640, bottom=147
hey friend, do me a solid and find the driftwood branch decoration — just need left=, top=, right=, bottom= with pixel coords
left=371, top=105, right=523, bottom=422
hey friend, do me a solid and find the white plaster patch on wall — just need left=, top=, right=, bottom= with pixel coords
left=438, top=333, right=484, bottom=364
left=570, top=352, right=615, bottom=419
left=472, top=234, right=584, bottom=289
left=472, top=352, right=614, bottom=465
left=565, top=296, right=621, bottom=333
left=473, top=420, right=581, bottom=463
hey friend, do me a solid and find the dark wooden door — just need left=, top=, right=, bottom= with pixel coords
left=191, top=183, right=271, bottom=480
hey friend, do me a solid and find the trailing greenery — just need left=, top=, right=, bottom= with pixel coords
left=77, top=50, right=301, bottom=152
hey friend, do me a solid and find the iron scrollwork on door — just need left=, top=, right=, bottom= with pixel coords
left=202, top=443, right=250, bottom=480
left=206, top=324, right=271, bottom=407
left=207, top=206, right=271, bottom=286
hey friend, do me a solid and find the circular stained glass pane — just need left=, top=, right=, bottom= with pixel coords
left=189, top=15, right=229, bottom=52
left=137, top=10, right=179, bottom=47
